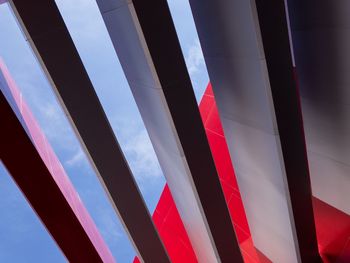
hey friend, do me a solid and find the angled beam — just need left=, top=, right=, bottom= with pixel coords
left=8, top=1, right=169, bottom=262
left=96, top=0, right=243, bottom=262
left=287, top=0, right=350, bottom=216
left=0, top=76, right=114, bottom=262
left=253, top=1, right=320, bottom=261
left=189, top=0, right=320, bottom=262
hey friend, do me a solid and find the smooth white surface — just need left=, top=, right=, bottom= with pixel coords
left=222, top=117, right=298, bottom=263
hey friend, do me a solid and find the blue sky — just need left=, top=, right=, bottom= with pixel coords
left=0, top=1, right=208, bottom=262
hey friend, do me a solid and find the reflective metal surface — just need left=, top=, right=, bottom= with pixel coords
left=288, top=0, right=350, bottom=215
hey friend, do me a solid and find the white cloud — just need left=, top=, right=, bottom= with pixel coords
left=38, top=102, right=64, bottom=126
left=124, top=129, right=162, bottom=180
left=185, top=40, right=205, bottom=75
left=66, top=148, right=85, bottom=167
left=55, top=0, right=106, bottom=42
left=30, top=98, right=87, bottom=169
left=111, top=117, right=163, bottom=182
left=36, top=101, right=77, bottom=147
left=96, top=206, right=123, bottom=242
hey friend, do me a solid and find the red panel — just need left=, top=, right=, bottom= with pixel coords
left=133, top=186, right=197, bottom=263
left=314, top=198, right=350, bottom=263
left=204, top=102, right=224, bottom=136
left=198, top=94, right=214, bottom=124
left=205, top=129, right=238, bottom=188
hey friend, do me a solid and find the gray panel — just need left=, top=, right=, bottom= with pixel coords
left=293, top=29, right=350, bottom=104
left=301, top=97, right=350, bottom=166
left=308, top=151, right=350, bottom=215
left=289, top=0, right=350, bottom=30
left=101, top=5, right=158, bottom=89
left=97, top=0, right=127, bottom=13
left=222, top=117, right=297, bottom=263
left=288, top=0, right=350, bottom=215
left=188, top=0, right=264, bottom=59
left=204, top=57, right=277, bottom=134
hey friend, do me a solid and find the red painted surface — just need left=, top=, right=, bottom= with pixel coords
left=135, top=82, right=350, bottom=263
left=314, top=198, right=350, bottom=263
left=200, top=84, right=252, bottom=245
left=0, top=60, right=115, bottom=263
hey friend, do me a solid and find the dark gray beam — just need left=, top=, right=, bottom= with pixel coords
left=96, top=0, right=243, bottom=262
left=189, top=0, right=320, bottom=262
left=9, top=1, right=169, bottom=262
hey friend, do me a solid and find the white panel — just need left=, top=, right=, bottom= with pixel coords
left=222, top=117, right=298, bottom=263
left=308, top=151, right=350, bottom=215
left=101, top=5, right=158, bottom=88
left=204, top=57, right=277, bottom=134
left=97, top=0, right=126, bottom=13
